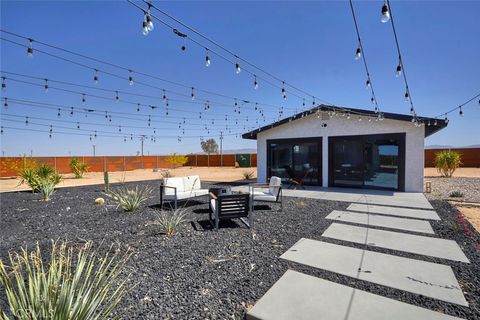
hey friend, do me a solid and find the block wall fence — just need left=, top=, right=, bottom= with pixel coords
left=1, top=149, right=478, bottom=177
left=0, top=154, right=257, bottom=177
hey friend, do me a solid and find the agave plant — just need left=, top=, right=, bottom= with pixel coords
left=0, top=240, right=130, bottom=320
left=242, top=170, right=255, bottom=180
left=38, top=179, right=56, bottom=201
left=107, top=185, right=153, bottom=212
left=158, top=208, right=188, bottom=237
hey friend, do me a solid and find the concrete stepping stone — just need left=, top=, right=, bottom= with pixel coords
left=326, top=210, right=434, bottom=234
left=280, top=239, right=468, bottom=306
left=322, top=223, right=470, bottom=263
left=247, top=270, right=464, bottom=320
left=347, top=203, right=440, bottom=220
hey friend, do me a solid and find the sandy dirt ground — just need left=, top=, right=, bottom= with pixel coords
left=424, top=167, right=480, bottom=177
left=0, top=167, right=257, bottom=193
left=449, top=202, right=480, bottom=233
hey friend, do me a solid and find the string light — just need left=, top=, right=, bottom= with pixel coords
left=3, top=97, right=8, bottom=109
left=81, top=93, right=86, bottom=104
left=44, top=79, right=49, bottom=92
left=93, top=69, right=99, bottom=84
left=355, top=45, right=362, bottom=60
left=404, top=90, right=410, bottom=102
left=142, top=5, right=154, bottom=35
left=191, top=87, right=195, bottom=101
left=381, top=1, right=390, bottom=23
left=27, top=39, right=33, bottom=57
left=1, top=77, right=6, bottom=92
left=235, top=61, right=241, bottom=74
left=254, top=75, right=258, bottom=90
left=459, top=106, right=463, bottom=116
left=282, top=81, right=286, bottom=100
left=128, top=70, right=134, bottom=85
left=205, top=49, right=211, bottom=67
left=366, top=79, right=371, bottom=88
left=115, top=90, right=119, bottom=101
left=395, top=62, right=402, bottom=77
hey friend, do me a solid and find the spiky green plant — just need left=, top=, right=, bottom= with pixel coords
left=434, top=150, right=462, bottom=178
left=17, top=163, right=62, bottom=193
left=158, top=208, right=188, bottom=237
left=38, top=179, right=56, bottom=201
left=242, top=170, right=255, bottom=180
left=69, top=157, right=89, bottom=179
left=0, top=240, right=130, bottom=320
left=107, top=185, right=153, bottom=212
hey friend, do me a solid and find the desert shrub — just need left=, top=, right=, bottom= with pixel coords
left=449, top=190, right=464, bottom=198
left=158, top=208, right=188, bottom=237
left=70, top=156, right=89, bottom=178
left=165, top=153, right=189, bottom=168
left=17, top=162, right=62, bottom=193
left=38, top=179, right=56, bottom=201
left=434, top=150, right=462, bottom=177
left=242, top=170, right=255, bottom=180
left=0, top=240, right=130, bottom=320
left=107, top=185, right=153, bottom=212
left=160, top=169, right=172, bottom=179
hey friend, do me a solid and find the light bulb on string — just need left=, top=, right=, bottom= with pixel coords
left=57, top=108, right=61, bottom=117
left=404, top=90, right=410, bottom=102
left=191, top=87, right=195, bottom=101
left=77, top=122, right=80, bottom=129
left=93, top=69, right=99, bottom=84
left=146, top=10, right=154, bottom=31
left=128, top=70, right=134, bottom=85
left=81, top=94, right=86, bottom=104
left=1, top=77, right=6, bottom=92
left=235, top=62, right=241, bottom=74
left=44, top=79, right=49, bottom=93
left=459, top=106, right=463, bottom=116
left=410, top=106, right=414, bottom=114
left=27, top=39, right=33, bottom=57
left=282, top=81, right=286, bottom=100
left=434, top=119, right=438, bottom=126
left=396, top=63, right=402, bottom=77
left=70, top=107, right=74, bottom=116
left=381, top=1, right=390, bottom=23
left=355, top=46, right=362, bottom=60
left=205, top=49, right=211, bottom=67
left=312, top=96, right=316, bottom=107
left=137, top=103, right=140, bottom=112
left=3, top=98, right=8, bottom=109
left=254, top=75, right=258, bottom=90
left=366, top=79, right=371, bottom=88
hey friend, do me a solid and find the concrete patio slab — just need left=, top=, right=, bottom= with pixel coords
left=322, top=223, right=470, bottom=263
left=325, top=210, right=435, bottom=234
left=280, top=239, right=467, bottom=306
left=231, top=185, right=434, bottom=209
left=247, top=270, right=464, bottom=320
left=347, top=203, right=440, bottom=220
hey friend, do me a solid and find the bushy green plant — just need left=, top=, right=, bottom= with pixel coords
left=158, top=208, right=188, bottom=237
left=70, top=156, right=89, bottom=178
left=0, top=240, right=130, bottom=320
left=434, top=150, right=462, bottom=177
left=449, top=190, right=464, bottom=198
left=107, top=185, right=153, bottom=212
left=38, top=179, right=56, bottom=201
left=242, top=170, right=255, bottom=180
left=17, top=162, right=62, bottom=193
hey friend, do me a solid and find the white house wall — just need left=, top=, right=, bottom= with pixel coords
left=256, top=113, right=425, bottom=192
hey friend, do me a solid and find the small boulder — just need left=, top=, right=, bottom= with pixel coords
left=95, top=197, right=105, bottom=205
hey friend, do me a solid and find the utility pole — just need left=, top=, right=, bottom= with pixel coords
left=92, top=145, right=96, bottom=157
left=140, top=136, right=144, bottom=156
left=220, top=131, right=223, bottom=167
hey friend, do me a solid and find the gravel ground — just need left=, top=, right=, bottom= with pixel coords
left=1, top=181, right=479, bottom=319
left=425, top=177, right=480, bottom=202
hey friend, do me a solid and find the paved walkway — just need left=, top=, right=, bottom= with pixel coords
left=247, top=191, right=470, bottom=320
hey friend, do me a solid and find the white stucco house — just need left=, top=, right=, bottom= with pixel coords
left=243, top=105, right=447, bottom=192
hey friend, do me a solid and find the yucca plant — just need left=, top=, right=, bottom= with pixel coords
left=69, top=157, right=89, bottom=179
left=107, top=185, right=153, bottom=212
left=38, top=179, right=56, bottom=201
left=158, top=208, right=188, bottom=237
left=0, top=240, right=130, bottom=320
left=434, top=150, right=462, bottom=177
left=17, top=163, right=62, bottom=193
left=242, top=170, right=255, bottom=180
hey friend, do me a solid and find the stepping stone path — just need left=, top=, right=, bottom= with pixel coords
left=326, top=210, right=435, bottom=234
left=247, top=270, right=464, bottom=320
left=247, top=194, right=470, bottom=320
left=323, top=223, right=470, bottom=263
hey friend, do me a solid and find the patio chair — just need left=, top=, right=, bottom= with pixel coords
left=160, top=175, right=209, bottom=209
left=209, top=192, right=252, bottom=230
left=250, top=176, right=283, bottom=212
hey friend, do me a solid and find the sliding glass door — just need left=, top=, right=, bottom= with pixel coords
left=329, top=133, right=405, bottom=190
left=268, top=138, right=322, bottom=186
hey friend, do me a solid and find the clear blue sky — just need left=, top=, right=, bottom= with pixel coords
left=1, top=1, right=479, bottom=156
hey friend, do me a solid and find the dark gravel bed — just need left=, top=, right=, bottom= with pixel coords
left=1, top=181, right=479, bottom=319
left=425, top=177, right=480, bottom=202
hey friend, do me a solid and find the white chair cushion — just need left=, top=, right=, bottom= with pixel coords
left=269, top=176, right=282, bottom=195
left=183, top=175, right=201, bottom=192
left=193, top=189, right=209, bottom=197
left=253, top=194, right=277, bottom=202
left=163, top=177, right=184, bottom=195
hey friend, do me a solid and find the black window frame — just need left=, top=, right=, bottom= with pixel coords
left=266, top=137, right=323, bottom=186
left=328, top=132, right=406, bottom=191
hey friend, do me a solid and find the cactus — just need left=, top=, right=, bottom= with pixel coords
left=104, top=171, right=109, bottom=192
